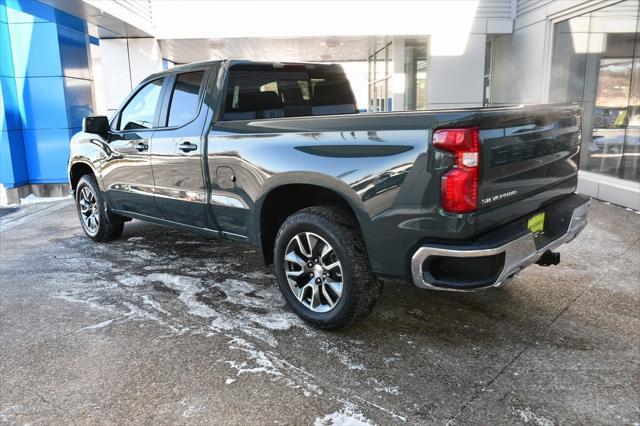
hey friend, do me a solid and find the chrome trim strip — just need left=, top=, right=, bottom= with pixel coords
left=411, top=200, right=590, bottom=292
left=210, top=191, right=249, bottom=209
left=153, top=187, right=206, bottom=203
left=108, top=184, right=206, bottom=203
left=109, top=183, right=156, bottom=196
left=222, top=231, right=249, bottom=241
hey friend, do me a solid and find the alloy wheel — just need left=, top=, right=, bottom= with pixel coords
left=79, top=186, right=100, bottom=236
left=283, top=232, right=344, bottom=313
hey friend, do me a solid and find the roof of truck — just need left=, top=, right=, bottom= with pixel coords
left=144, top=59, right=343, bottom=82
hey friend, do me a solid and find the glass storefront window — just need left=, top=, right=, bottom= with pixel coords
left=592, top=56, right=633, bottom=178
left=623, top=16, right=640, bottom=181
left=375, top=50, right=386, bottom=82
left=550, top=0, right=640, bottom=182
left=404, top=38, right=428, bottom=111
left=368, top=42, right=393, bottom=111
left=367, top=39, right=428, bottom=112
left=483, top=37, right=493, bottom=106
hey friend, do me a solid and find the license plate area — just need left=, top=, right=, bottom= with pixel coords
left=527, top=212, right=546, bottom=236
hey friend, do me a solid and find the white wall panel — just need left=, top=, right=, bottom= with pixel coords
left=97, top=38, right=163, bottom=115
left=510, top=21, right=547, bottom=103
left=84, top=0, right=154, bottom=36
left=151, top=1, right=482, bottom=39
left=99, top=38, right=132, bottom=113
left=489, top=34, right=514, bottom=104
left=487, top=19, right=514, bottom=33
left=477, top=0, right=513, bottom=19
left=517, top=0, right=554, bottom=16
left=127, top=38, right=163, bottom=87
left=427, top=34, right=486, bottom=109
left=490, top=20, right=549, bottom=105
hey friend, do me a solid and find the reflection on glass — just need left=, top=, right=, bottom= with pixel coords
left=549, top=0, right=640, bottom=182
left=623, top=17, right=640, bottom=182
left=167, top=71, right=204, bottom=127
left=118, top=78, right=164, bottom=131
left=591, top=58, right=632, bottom=177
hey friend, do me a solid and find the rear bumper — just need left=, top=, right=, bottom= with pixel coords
left=411, top=197, right=590, bottom=291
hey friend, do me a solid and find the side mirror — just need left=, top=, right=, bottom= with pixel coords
left=82, top=116, right=110, bottom=135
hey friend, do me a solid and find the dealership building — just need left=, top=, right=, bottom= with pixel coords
left=1, top=0, right=639, bottom=208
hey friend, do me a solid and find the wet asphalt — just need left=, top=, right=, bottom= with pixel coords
left=0, top=199, right=638, bottom=425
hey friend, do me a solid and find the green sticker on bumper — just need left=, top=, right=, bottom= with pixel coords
left=528, top=212, right=545, bottom=234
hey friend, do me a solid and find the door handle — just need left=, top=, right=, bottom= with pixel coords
left=179, top=142, right=198, bottom=152
left=134, top=142, right=149, bottom=152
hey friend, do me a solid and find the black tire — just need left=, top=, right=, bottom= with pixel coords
left=75, top=174, right=124, bottom=242
left=274, top=206, right=382, bottom=329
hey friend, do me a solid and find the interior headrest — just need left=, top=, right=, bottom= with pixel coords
left=255, top=91, right=283, bottom=110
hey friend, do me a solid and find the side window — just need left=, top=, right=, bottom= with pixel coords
left=118, top=78, right=164, bottom=131
left=309, top=76, right=358, bottom=116
left=222, top=66, right=357, bottom=121
left=166, top=71, right=205, bottom=127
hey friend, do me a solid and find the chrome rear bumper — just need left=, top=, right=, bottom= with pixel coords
left=411, top=200, right=590, bottom=291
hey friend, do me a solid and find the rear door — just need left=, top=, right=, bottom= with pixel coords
left=150, top=69, right=209, bottom=227
left=104, top=77, right=166, bottom=216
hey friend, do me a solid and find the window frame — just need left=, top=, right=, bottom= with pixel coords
left=111, top=77, right=168, bottom=133
left=157, top=68, right=210, bottom=130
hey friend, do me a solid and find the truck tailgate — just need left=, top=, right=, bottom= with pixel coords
left=476, top=104, right=581, bottom=233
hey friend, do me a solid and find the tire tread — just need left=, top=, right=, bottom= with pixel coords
left=76, top=174, right=124, bottom=242
left=274, top=206, right=382, bottom=329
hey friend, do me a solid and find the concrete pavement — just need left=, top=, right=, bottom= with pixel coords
left=0, top=199, right=638, bottom=425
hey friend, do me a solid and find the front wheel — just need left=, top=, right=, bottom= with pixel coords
left=75, top=174, right=124, bottom=242
left=274, top=206, right=382, bottom=329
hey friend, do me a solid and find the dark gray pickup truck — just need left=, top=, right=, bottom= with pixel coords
left=68, top=60, right=589, bottom=328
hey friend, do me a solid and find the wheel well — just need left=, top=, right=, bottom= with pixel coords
left=260, top=184, right=359, bottom=265
left=69, top=163, right=95, bottom=190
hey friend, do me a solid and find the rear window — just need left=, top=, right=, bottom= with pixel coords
left=222, top=65, right=357, bottom=121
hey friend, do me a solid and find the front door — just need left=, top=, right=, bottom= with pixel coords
left=103, top=77, right=165, bottom=217
left=150, top=70, right=208, bottom=227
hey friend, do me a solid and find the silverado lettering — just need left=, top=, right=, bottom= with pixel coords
left=490, top=135, right=576, bottom=166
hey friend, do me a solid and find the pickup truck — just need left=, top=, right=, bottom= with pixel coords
left=69, top=60, right=589, bottom=329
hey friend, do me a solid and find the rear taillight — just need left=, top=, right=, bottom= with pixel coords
left=433, top=128, right=479, bottom=213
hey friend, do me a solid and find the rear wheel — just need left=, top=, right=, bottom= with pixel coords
left=75, top=174, right=124, bottom=242
left=274, top=206, right=382, bottom=329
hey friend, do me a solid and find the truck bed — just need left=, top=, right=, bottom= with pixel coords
left=210, top=103, right=582, bottom=278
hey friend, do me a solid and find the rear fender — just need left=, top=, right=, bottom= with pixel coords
left=250, top=172, right=372, bottom=249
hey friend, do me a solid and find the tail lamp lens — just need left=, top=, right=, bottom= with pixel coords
left=433, top=128, right=479, bottom=213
